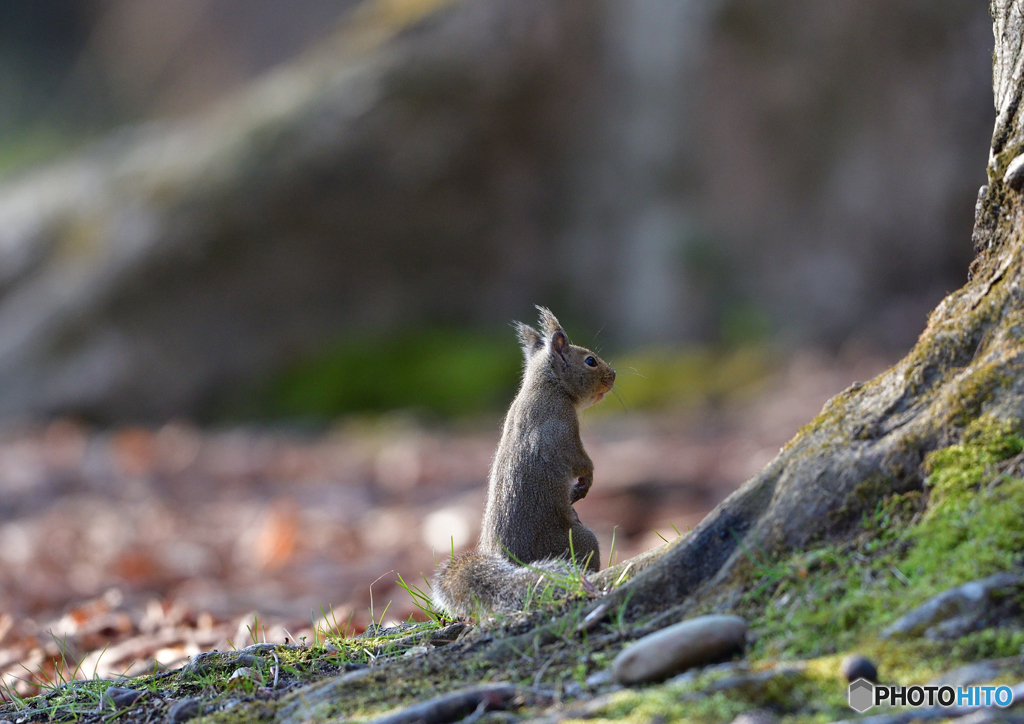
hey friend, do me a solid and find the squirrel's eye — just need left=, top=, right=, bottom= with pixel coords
left=585, top=356, right=597, bottom=367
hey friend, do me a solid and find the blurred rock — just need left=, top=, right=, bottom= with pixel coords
left=930, top=659, right=1018, bottom=688
left=612, top=614, right=747, bottom=684
left=101, top=687, right=144, bottom=710
left=880, top=572, right=1024, bottom=640
left=228, top=666, right=262, bottom=684
left=168, top=698, right=202, bottom=724
left=731, top=711, right=778, bottom=724
left=840, top=654, right=877, bottom=683
left=0, top=0, right=993, bottom=420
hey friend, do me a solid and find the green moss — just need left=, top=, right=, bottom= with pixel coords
left=946, top=360, right=1017, bottom=427
left=945, top=626, right=1024, bottom=661
left=825, top=474, right=902, bottom=532
left=262, top=329, right=522, bottom=420
left=570, top=664, right=847, bottom=724
left=577, top=687, right=750, bottom=724
left=902, top=420, right=1024, bottom=590
left=739, top=416, right=1024, bottom=662
left=988, top=144, right=1024, bottom=184
left=784, top=379, right=874, bottom=453
left=601, top=345, right=773, bottom=413
left=893, top=294, right=1006, bottom=425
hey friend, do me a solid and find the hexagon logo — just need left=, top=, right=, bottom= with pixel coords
left=848, top=678, right=874, bottom=713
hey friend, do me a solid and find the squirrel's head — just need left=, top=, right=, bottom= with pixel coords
left=515, top=306, right=615, bottom=409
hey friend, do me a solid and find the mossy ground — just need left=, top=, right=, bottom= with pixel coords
left=4, top=416, right=1024, bottom=723
left=731, top=415, right=1024, bottom=661
left=561, top=662, right=848, bottom=724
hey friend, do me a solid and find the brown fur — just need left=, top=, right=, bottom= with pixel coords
left=432, top=554, right=575, bottom=618
left=433, top=307, right=615, bottom=618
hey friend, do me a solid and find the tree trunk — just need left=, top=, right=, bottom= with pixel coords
left=602, top=0, right=1024, bottom=622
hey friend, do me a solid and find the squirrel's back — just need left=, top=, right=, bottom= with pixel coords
left=479, top=307, right=613, bottom=566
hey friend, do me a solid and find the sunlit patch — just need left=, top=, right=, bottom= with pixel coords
left=423, top=506, right=473, bottom=551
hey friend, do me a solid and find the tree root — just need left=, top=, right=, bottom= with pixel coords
left=367, top=685, right=555, bottom=724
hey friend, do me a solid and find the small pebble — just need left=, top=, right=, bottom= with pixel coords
left=182, top=650, right=257, bottom=676
left=612, top=615, right=747, bottom=685
left=840, top=654, right=877, bottom=683
left=101, top=687, right=144, bottom=710
left=228, top=666, right=263, bottom=684
left=563, top=681, right=583, bottom=699
left=731, top=710, right=778, bottom=724
left=168, top=698, right=201, bottom=724
left=1005, top=155, right=1024, bottom=191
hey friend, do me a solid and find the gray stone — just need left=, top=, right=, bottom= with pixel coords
left=100, top=687, right=144, bottom=710
left=168, top=698, right=201, bottom=724
left=612, top=615, right=747, bottom=685
left=1005, top=155, right=1024, bottom=190
left=181, top=650, right=258, bottom=677
left=180, top=643, right=289, bottom=677
left=228, top=666, right=262, bottom=684
left=731, top=710, right=778, bottom=724
left=562, top=681, right=584, bottom=699
left=881, top=572, right=1024, bottom=640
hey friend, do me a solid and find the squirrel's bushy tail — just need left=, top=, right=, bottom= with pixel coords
left=432, top=552, right=579, bottom=619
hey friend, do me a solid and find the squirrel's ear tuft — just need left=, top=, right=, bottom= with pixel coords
left=536, top=306, right=564, bottom=339
left=515, top=322, right=543, bottom=358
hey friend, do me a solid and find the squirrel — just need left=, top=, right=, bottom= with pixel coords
left=432, top=307, right=615, bottom=619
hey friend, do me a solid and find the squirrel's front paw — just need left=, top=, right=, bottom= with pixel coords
left=571, top=475, right=592, bottom=503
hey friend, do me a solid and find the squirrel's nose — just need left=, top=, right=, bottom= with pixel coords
left=610, top=369, right=616, bottom=382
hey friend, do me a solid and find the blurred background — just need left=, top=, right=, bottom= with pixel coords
left=0, top=0, right=994, bottom=688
